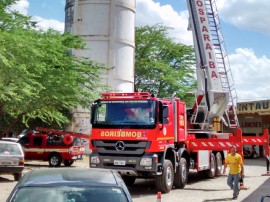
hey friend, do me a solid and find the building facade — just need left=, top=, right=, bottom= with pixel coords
left=237, top=99, right=270, bottom=156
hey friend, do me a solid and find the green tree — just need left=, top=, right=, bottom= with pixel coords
left=0, top=0, right=106, bottom=133
left=135, top=25, right=196, bottom=107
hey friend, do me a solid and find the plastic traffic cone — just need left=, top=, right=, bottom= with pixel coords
left=156, top=192, right=161, bottom=202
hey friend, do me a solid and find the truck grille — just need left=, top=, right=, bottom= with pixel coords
left=93, top=140, right=150, bottom=156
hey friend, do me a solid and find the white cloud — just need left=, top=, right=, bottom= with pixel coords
left=136, top=0, right=193, bottom=45
left=136, top=0, right=270, bottom=101
left=9, top=0, right=29, bottom=15
left=31, top=16, right=64, bottom=33
left=10, top=0, right=64, bottom=32
left=216, top=0, right=270, bottom=35
left=229, top=48, right=270, bottom=101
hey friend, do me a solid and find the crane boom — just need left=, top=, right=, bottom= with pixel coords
left=187, top=0, right=238, bottom=130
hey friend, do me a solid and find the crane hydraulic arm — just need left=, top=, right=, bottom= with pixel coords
left=186, top=0, right=238, bottom=130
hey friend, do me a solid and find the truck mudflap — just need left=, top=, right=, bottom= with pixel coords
left=89, top=153, right=159, bottom=176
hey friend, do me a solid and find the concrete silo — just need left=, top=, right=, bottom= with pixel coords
left=65, top=0, right=136, bottom=134
left=65, top=0, right=135, bottom=91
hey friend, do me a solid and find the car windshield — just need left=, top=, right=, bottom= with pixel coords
left=92, top=100, right=156, bottom=129
left=0, top=143, right=22, bottom=155
left=11, top=186, right=129, bottom=202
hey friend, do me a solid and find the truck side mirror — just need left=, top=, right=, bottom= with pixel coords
left=162, top=105, right=169, bottom=124
left=90, top=103, right=98, bottom=124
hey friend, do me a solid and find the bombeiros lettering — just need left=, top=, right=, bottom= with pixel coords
left=195, top=0, right=218, bottom=78
left=100, top=131, right=142, bottom=138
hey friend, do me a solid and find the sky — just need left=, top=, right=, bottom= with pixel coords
left=11, top=0, right=270, bottom=102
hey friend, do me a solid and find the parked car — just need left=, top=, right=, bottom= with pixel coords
left=0, top=141, right=24, bottom=181
left=6, top=168, right=133, bottom=202
left=1, top=138, right=19, bottom=143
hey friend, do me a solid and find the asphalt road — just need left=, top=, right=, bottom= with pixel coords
left=1, top=157, right=270, bottom=202
left=130, top=162, right=270, bottom=202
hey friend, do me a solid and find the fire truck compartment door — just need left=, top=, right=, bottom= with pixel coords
left=197, top=150, right=210, bottom=171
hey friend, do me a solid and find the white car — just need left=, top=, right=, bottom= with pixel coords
left=0, top=141, right=24, bottom=181
left=1, top=137, right=19, bottom=143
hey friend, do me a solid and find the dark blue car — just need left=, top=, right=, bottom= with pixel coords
left=7, top=168, right=133, bottom=202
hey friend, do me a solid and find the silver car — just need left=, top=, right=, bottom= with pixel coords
left=7, top=168, right=133, bottom=202
left=0, top=140, right=24, bottom=181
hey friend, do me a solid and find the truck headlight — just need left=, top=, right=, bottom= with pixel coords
left=140, top=158, right=152, bottom=166
left=90, top=156, right=100, bottom=164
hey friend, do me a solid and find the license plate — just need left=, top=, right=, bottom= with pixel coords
left=114, top=160, right=126, bottom=166
left=0, top=161, right=12, bottom=165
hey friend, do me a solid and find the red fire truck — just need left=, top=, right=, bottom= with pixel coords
left=18, top=128, right=87, bottom=167
left=89, top=0, right=269, bottom=193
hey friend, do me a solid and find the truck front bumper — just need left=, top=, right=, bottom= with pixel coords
left=89, top=153, right=158, bottom=176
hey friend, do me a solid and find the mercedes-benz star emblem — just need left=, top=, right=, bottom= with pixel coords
left=115, top=141, right=125, bottom=151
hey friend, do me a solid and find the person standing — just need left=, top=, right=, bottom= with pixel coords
left=223, top=146, right=244, bottom=200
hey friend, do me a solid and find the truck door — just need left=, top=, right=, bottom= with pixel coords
left=18, top=136, right=31, bottom=159
left=31, top=136, right=45, bottom=160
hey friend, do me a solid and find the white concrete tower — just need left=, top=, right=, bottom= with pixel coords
left=65, top=0, right=135, bottom=91
left=65, top=0, right=136, bottom=134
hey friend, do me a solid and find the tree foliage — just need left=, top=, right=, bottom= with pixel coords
left=135, top=25, right=196, bottom=107
left=0, top=0, right=106, bottom=133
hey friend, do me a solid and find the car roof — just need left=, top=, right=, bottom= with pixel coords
left=1, top=137, right=19, bottom=142
left=19, top=168, right=121, bottom=187
left=0, top=140, right=20, bottom=145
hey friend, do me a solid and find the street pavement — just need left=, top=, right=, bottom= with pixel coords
left=1, top=156, right=270, bottom=202
left=244, top=177, right=270, bottom=202
left=129, top=158, right=270, bottom=202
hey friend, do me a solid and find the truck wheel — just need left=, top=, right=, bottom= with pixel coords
left=174, top=158, right=188, bottom=189
left=155, top=159, right=174, bottom=193
left=49, top=153, right=62, bottom=167
left=122, top=176, right=136, bottom=186
left=14, top=173, right=22, bottom=181
left=215, top=152, right=222, bottom=176
left=206, top=153, right=216, bottom=178
left=64, top=160, right=74, bottom=166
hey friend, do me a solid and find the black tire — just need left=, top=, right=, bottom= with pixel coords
left=64, top=160, right=75, bottom=167
left=49, top=153, right=62, bottom=167
left=215, top=152, right=222, bottom=176
left=206, top=153, right=216, bottom=178
left=14, top=173, right=22, bottom=181
left=174, top=158, right=188, bottom=189
left=155, top=159, right=174, bottom=193
left=122, top=176, right=136, bottom=186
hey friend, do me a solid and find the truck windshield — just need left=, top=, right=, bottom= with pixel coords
left=92, top=100, right=156, bottom=129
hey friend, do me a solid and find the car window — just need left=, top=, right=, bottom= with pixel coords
left=33, top=137, right=43, bottom=146
left=46, top=136, right=82, bottom=147
left=46, top=136, right=65, bottom=146
left=0, top=143, right=22, bottom=155
left=18, top=137, right=30, bottom=146
left=72, top=138, right=82, bottom=146
left=10, top=186, right=129, bottom=202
